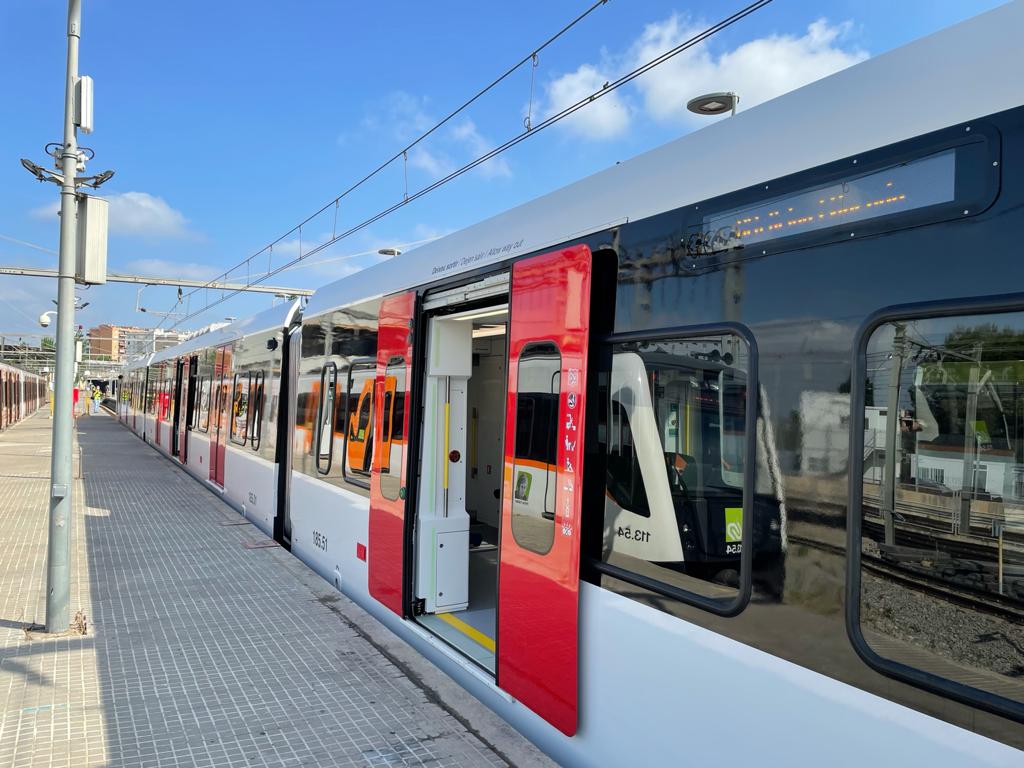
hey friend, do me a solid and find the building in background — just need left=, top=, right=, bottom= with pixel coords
left=87, top=324, right=187, bottom=362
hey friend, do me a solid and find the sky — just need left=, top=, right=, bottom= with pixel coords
left=0, top=0, right=1009, bottom=341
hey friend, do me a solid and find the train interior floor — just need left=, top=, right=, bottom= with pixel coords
left=416, top=311, right=506, bottom=673
left=418, top=543, right=498, bottom=672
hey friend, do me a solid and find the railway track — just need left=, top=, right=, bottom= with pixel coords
left=787, top=533, right=1024, bottom=623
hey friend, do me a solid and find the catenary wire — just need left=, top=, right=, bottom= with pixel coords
left=160, top=0, right=613, bottom=322
left=165, top=0, right=772, bottom=328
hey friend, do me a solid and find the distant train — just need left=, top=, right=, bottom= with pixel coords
left=0, top=361, right=45, bottom=430
left=119, top=7, right=1023, bottom=766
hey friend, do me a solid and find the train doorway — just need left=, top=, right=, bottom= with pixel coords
left=412, top=297, right=509, bottom=673
left=402, top=244, right=594, bottom=740
left=209, top=344, right=229, bottom=487
left=171, top=359, right=184, bottom=460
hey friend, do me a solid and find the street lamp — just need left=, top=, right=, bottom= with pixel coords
left=377, top=247, right=402, bottom=257
left=686, top=91, right=740, bottom=117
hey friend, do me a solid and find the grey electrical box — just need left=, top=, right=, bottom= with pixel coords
left=75, top=75, right=94, bottom=134
left=76, top=194, right=108, bottom=285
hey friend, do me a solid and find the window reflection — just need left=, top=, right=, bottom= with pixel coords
left=603, top=335, right=749, bottom=599
left=378, top=357, right=406, bottom=501
left=315, top=364, right=336, bottom=473
left=861, top=312, right=1024, bottom=706
left=511, top=342, right=561, bottom=555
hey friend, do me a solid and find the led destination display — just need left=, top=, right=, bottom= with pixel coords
left=703, top=149, right=956, bottom=249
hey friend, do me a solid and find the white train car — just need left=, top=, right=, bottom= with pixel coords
left=121, top=302, right=300, bottom=538
left=0, top=362, right=45, bottom=428
left=119, top=6, right=1024, bottom=765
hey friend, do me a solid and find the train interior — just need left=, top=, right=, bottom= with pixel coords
left=413, top=298, right=508, bottom=673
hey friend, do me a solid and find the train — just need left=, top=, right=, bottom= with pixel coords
left=118, top=6, right=1024, bottom=765
left=0, top=361, right=45, bottom=430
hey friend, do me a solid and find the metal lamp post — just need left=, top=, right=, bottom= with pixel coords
left=20, top=0, right=111, bottom=632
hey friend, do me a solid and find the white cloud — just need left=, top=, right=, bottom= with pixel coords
left=451, top=120, right=511, bottom=179
left=631, top=16, right=867, bottom=125
left=31, top=191, right=196, bottom=239
left=28, top=200, right=60, bottom=220
left=361, top=91, right=513, bottom=182
left=408, top=146, right=455, bottom=178
left=541, top=16, right=866, bottom=140
left=542, top=63, right=632, bottom=140
left=365, top=91, right=435, bottom=140
left=107, top=192, right=193, bottom=237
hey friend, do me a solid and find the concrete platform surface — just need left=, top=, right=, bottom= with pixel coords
left=0, top=411, right=554, bottom=768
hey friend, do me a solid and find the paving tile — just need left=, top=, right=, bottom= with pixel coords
left=0, top=413, right=513, bottom=767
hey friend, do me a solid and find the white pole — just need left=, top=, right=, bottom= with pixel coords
left=45, top=0, right=82, bottom=632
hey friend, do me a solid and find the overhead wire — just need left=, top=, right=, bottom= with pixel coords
left=165, top=0, right=773, bottom=328
left=160, top=0, right=613, bottom=325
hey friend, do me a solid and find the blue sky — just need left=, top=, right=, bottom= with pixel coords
left=0, top=0, right=1008, bottom=340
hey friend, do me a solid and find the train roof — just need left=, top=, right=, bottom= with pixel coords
left=304, top=1, right=1024, bottom=318
left=0, top=361, right=43, bottom=378
left=125, top=299, right=301, bottom=369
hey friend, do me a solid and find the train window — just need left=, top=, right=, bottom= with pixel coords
left=342, top=363, right=375, bottom=488
left=229, top=373, right=250, bottom=446
left=301, top=323, right=327, bottom=359
left=850, top=307, right=1024, bottom=720
left=315, top=363, right=337, bottom=474
left=510, top=342, right=561, bottom=555
left=249, top=371, right=265, bottom=451
left=598, top=331, right=755, bottom=613
left=378, top=359, right=406, bottom=502
left=198, top=376, right=212, bottom=433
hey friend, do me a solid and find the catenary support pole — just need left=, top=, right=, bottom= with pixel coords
left=45, top=0, right=82, bottom=632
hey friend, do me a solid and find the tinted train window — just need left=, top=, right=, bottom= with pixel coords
left=343, top=366, right=375, bottom=486
left=315, top=364, right=337, bottom=474
left=853, top=310, right=1024, bottom=716
left=190, top=376, right=203, bottom=430
left=378, top=359, right=406, bottom=502
left=199, top=377, right=212, bottom=432
left=249, top=371, right=265, bottom=451
left=229, top=374, right=249, bottom=445
left=510, top=342, right=561, bottom=555
left=602, top=334, right=751, bottom=603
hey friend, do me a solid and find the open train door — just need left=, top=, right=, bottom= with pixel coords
left=171, top=359, right=185, bottom=460
left=209, top=345, right=230, bottom=487
left=368, top=291, right=416, bottom=615
left=498, top=244, right=592, bottom=736
left=182, top=355, right=199, bottom=465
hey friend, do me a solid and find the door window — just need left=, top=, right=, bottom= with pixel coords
left=378, top=359, right=406, bottom=501
left=510, top=342, right=561, bottom=555
left=229, top=373, right=250, bottom=445
left=343, top=365, right=375, bottom=486
left=249, top=371, right=265, bottom=451
left=315, top=363, right=337, bottom=474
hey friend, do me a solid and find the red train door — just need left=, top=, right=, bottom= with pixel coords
left=497, top=244, right=592, bottom=736
left=155, top=364, right=164, bottom=447
left=209, top=345, right=229, bottom=486
left=368, top=291, right=416, bottom=616
left=171, top=359, right=184, bottom=460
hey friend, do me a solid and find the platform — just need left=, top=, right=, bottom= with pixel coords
left=0, top=410, right=552, bottom=768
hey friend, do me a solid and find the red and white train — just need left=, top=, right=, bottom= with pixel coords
left=0, top=362, right=45, bottom=430
left=121, top=7, right=1024, bottom=765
